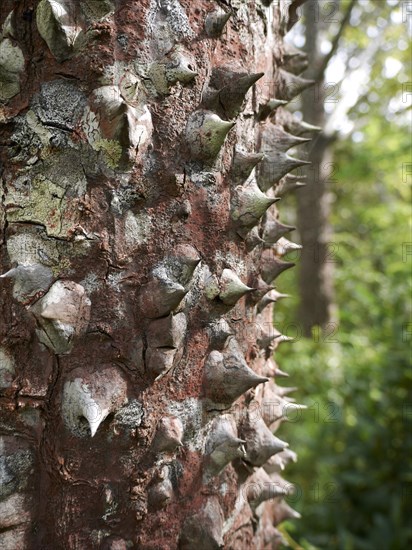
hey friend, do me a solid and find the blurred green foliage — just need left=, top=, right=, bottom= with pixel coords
left=273, top=1, right=411, bottom=548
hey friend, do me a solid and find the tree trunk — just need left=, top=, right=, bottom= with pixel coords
left=0, top=1, right=312, bottom=548
left=296, top=1, right=336, bottom=336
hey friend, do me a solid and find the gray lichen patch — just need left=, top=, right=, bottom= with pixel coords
left=110, top=180, right=145, bottom=215
left=8, top=115, right=44, bottom=165
left=94, top=139, right=122, bottom=169
left=41, top=148, right=89, bottom=198
left=33, top=80, right=87, bottom=132
left=106, top=271, right=127, bottom=293
left=214, top=251, right=248, bottom=278
left=0, top=438, right=34, bottom=500
left=25, top=110, right=53, bottom=147
left=80, top=272, right=101, bottom=295
left=0, top=348, right=15, bottom=389
left=147, top=0, right=194, bottom=56
left=4, top=146, right=90, bottom=238
left=160, top=0, right=194, bottom=39
left=6, top=230, right=60, bottom=268
left=124, top=210, right=153, bottom=247
left=0, top=38, right=24, bottom=101
left=165, top=398, right=212, bottom=452
left=0, top=493, right=31, bottom=531
left=10, top=112, right=92, bottom=197
left=80, top=0, right=114, bottom=22
left=112, top=400, right=144, bottom=430
left=0, top=263, right=53, bottom=303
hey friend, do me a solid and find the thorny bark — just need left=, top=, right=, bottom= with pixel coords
left=0, top=1, right=315, bottom=548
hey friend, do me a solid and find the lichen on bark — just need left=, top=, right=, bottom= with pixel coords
left=0, top=1, right=315, bottom=548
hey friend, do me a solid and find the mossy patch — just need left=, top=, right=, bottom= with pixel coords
left=51, top=257, right=71, bottom=277
left=94, top=138, right=122, bottom=168
left=4, top=175, right=77, bottom=237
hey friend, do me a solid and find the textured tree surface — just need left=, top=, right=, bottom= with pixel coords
left=0, top=1, right=316, bottom=548
left=297, top=0, right=336, bottom=336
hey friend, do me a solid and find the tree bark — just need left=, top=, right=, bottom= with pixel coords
left=296, top=0, right=336, bottom=336
left=0, top=1, right=312, bottom=548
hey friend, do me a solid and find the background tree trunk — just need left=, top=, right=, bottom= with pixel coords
left=0, top=1, right=313, bottom=548
left=296, top=0, right=355, bottom=336
left=296, top=0, right=336, bottom=336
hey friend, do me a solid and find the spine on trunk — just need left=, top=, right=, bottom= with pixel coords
left=0, top=1, right=318, bottom=548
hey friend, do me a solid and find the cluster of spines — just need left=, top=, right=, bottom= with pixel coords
left=177, top=6, right=319, bottom=547
left=0, top=1, right=322, bottom=547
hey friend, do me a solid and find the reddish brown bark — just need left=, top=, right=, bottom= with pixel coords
left=0, top=1, right=313, bottom=548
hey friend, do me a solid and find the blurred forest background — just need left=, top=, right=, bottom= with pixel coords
left=272, top=0, right=411, bottom=548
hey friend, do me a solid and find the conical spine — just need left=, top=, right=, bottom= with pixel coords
left=231, top=179, right=279, bottom=228
left=207, top=318, right=234, bottom=349
left=283, top=116, right=322, bottom=136
left=274, top=501, right=302, bottom=523
left=258, top=98, right=289, bottom=121
left=262, top=125, right=311, bottom=152
left=242, top=416, right=289, bottom=466
left=264, top=359, right=290, bottom=378
left=148, top=466, right=174, bottom=509
left=230, top=149, right=265, bottom=183
left=203, top=339, right=268, bottom=405
left=258, top=152, right=310, bottom=191
left=261, top=251, right=295, bottom=283
left=276, top=175, right=307, bottom=196
left=257, top=289, right=289, bottom=314
left=205, top=8, right=231, bottom=38
left=242, top=226, right=265, bottom=250
left=203, top=71, right=264, bottom=119
left=138, top=276, right=187, bottom=319
left=282, top=42, right=309, bottom=74
left=148, top=48, right=197, bottom=95
left=264, top=448, right=298, bottom=473
left=275, top=237, right=302, bottom=256
left=277, top=69, right=315, bottom=101
left=218, top=268, right=255, bottom=306
left=61, top=368, right=127, bottom=438
left=262, top=220, right=295, bottom=245
left=179, top=497, right=224, bottom=549
left=247, top=468, right=292, bottom=509
left=257, top=329, right=282, bottom=350
left=204, top=415, right=245, bottom=476
left=186, top=110, right=235, bottom=161
left=152, top=417, right=184, bottom=452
